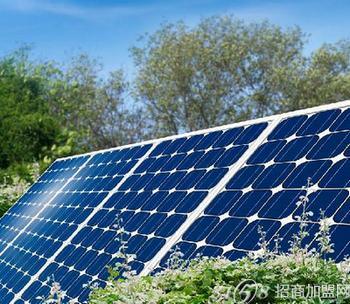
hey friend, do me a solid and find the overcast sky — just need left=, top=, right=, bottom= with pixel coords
left=0, top=0, right=349, bottom=77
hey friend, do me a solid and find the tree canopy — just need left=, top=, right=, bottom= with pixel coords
left=1, top=15, right=350, bottom=174
left=0, top=49, right=59, bottom=167
left=132, top=17, right=350, bottom=135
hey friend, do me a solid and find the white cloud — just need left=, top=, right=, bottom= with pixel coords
left=0, top=0, right=154, bottom=20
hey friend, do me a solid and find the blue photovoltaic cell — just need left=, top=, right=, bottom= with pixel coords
left=330, top=108, right=350, bottom=131
left=62, top=122, right=265, bottom=290
left=0, top=121, right=268, bottom=304
left=1, top=102, right=349, bottom=304
left=163, top=105, right=350, bottom=267
left=229, top=190, right=272, bottom=217
left=268, top=115, right=308, bottom=140
left=54, top=122, right=265, bottom=302
left=14, top=144, right=152, bottom=303
left=0, top=156, right=89, bottom=304
left=275, top=222, right=320, bottom=251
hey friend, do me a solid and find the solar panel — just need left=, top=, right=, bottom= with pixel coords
left=0, top=145, right=154, bottom=304
left=0, top=156, right=89, bottom=303
left=156, top=102, right=350, bottom=271
left=0, top=100, right=349, bottom=303
left=0, top=119, right=274, bottom=303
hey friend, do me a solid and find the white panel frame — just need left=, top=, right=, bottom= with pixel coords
left=140, top=116, right=281, bottom=275
left=0, top=155, right=94, bottom=261
left=2, top=99, right=349, bottom=302
left=140, top=99, right=350, bottom=273
left=58, top=100, right=350, bottom=162
left=11, top=143, right=159, bottom=303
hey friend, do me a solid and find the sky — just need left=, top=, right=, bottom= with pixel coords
left=0, top=0, right=349, bottom=78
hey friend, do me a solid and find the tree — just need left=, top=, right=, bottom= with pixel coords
left=288, top=42, right=350, bottom=110
left=132, top=16, right=350, bottom=136
left=0, top=48, right=149, bottom=171
left=49, top=54, right=151, bottom=150
left=0, top=49, right=59, bottom=168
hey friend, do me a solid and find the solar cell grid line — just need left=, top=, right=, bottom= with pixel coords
left=156, top=101, right=350, bottom=269
left=239, top=106, right=350, bottom=260
left=139, top=117, right=282, bottom=275
left=0, top=155, right=91, bottom=304
left=16, top=120, right=273, bottom=303
left=0, top=157, right=88, bottom=252
left=10, top=143, right=153, bottom=304
left=0, top=99, right=348, bottom=304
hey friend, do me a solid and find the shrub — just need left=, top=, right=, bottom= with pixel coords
left=0, top=162, right=40, bottom=217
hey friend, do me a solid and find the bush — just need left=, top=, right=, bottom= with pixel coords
left=0, top=162, right=40, bottom=217
left=89, top=255, right=350, bottom=304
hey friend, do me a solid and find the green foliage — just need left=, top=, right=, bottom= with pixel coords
left=1, top=17, right=350, bottom=166
left=1, top=113, right=59, bottom=165
left=0, top=163, right=40, bottom=217
left=0, top=48, right=144, bottom=216
left=41, top=129, right=85, bottom=169
left=90, top=255, right=350, bottom=304
left=132, top=16, right=350, bottom=135
left=0, top=47, right=145, bottom=170
left=47, top=54, right=151, bottom=150
left=1, top=16, right=350, bottom=219
left=0, top=49, right=59, bottom=167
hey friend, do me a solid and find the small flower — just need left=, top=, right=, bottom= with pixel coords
left=306, top=211, right=314, bottom=217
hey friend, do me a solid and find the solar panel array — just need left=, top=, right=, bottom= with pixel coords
left=0, top=100, right=349, bottom=303
left=158, top=106, right=350, bottom=269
